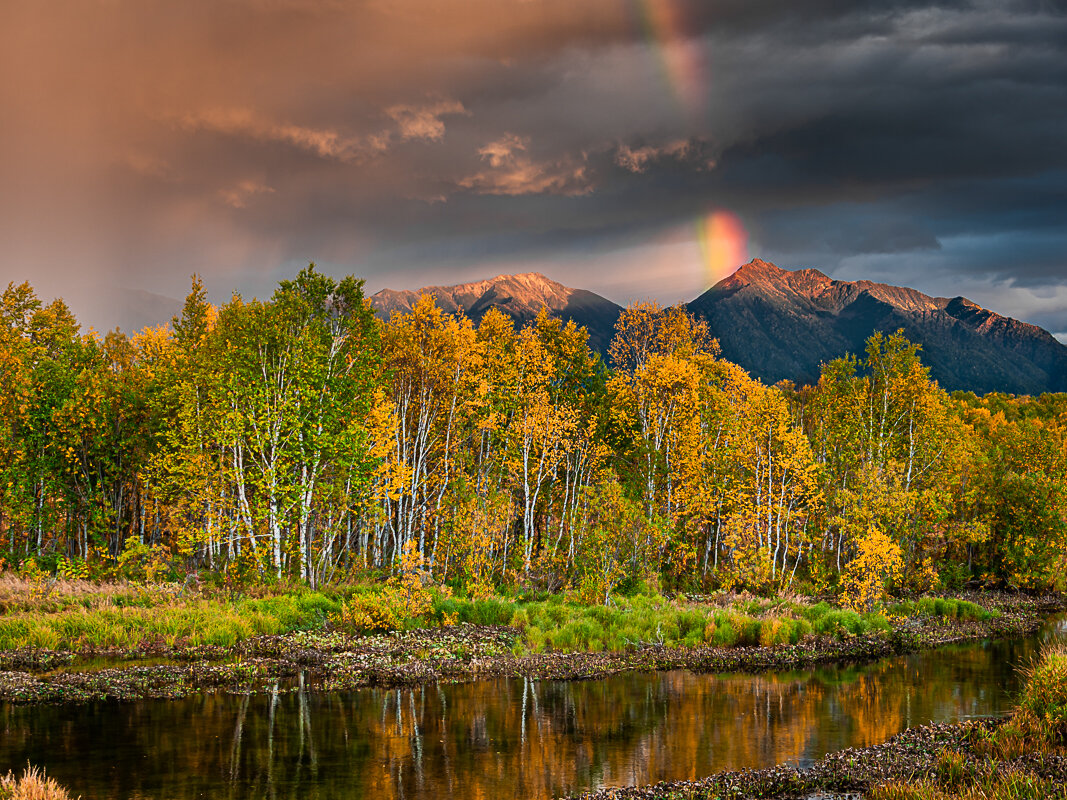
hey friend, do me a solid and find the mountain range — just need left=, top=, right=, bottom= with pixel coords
left=370, top=261, right=1067, bottom=395
left=370, top=272, right=623, bottom=353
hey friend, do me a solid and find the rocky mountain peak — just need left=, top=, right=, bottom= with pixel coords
left=722, top=258, right=786, bottom=286
left=370, top=271, right=623, bottom=352
left=687, top=263, right=1067, bottom=394
left=371, top=265, right=1067, bottom=394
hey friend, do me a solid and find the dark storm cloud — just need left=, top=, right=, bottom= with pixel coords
left=0, top=0, right=1065, bottom=335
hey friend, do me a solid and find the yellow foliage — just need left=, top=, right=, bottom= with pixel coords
left=718, top=513, right=776, bottom=592
left=841, top=526, right=904, bottom=612
left=337, top=540, right=446, bottom=633
left=440, top=488, right=511, bottom=592
left=57, top=556, right=89, bottom=581
left=18, top=558, right=49, bottom=599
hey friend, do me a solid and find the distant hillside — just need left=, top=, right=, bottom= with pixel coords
left=687, top=259, right=1067, bottom=394
left=370, top=272, right=624, bottom=352
left=370, top=262, right=1067, bottom=394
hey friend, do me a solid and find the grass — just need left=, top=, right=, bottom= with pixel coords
left=0, top=587, right=344, bottom=650
left=889, top=597, right=997, bottom=622
left=977, top=643, right=1067, bottom=758
left=0, top=573, right=145, bottom=614
left=0, top=766, right=77, bottom=800
left=870, top=772, right=1067, bottom=800
left=432, top=592, right=892, bottom=654
left=0, top=569, right=1005, bottom=656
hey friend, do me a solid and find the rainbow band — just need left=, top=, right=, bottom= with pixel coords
left=697, top=211, right=748, bottom=287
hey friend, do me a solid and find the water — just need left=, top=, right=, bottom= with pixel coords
left=2, top=615, right=1064, bottom=800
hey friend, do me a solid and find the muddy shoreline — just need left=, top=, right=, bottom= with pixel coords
left=0, top=591, right=1062, bottom=706
left=560, top=717, right=1067, bottom=800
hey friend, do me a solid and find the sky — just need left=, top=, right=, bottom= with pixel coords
left=2, top=0, right=1066, bottom=339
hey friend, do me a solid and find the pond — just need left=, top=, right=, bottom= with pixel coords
left=2, top=615, right=1064, bottom=800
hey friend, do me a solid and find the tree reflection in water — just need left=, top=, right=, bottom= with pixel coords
left=1, top=619, right=1062, bottom=800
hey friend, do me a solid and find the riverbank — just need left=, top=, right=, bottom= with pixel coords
left=561, top=718, right=1067, bottom=800
left=564, top=641, right=1067, bottom=800
left=0, top=589, right=1061, bottom=705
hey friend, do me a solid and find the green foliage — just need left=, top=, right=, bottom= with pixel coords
left=502, top=595, right=886, bottom=654
left=434, top=595, right=517, bottom=626
left=889, top=597, right=996, bottom=622
left=115, top=536, right=172, bottom=582
left=810, top=608, right=866, bottom=637
left=1013, top=645, right=1067, bottom=746
left=0, top=587, right=343, bottom=650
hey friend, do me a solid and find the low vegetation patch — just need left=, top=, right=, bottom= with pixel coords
left=508, top=595, right=891, bottom=653
left=0, top=586, right=343, bottom=651
left=867, top=644, right=1067, bottom=800
left=972, top=643, right=1067, bottom=759
left=871, top=769, right=1067, bottom=800
left=336, top=589, right=894, bottom=654
left=0, top=766, right=77, bottom=800
left=889, top=597, right=997, bottom=622
left=0, top=566, right=1045, bottom=667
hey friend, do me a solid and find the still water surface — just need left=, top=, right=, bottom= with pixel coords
left=3, top=616, right=1065, bottom=800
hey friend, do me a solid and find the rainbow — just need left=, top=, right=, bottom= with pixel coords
left=632, top=2, right=747, bottom=288
left=635, top=0, right=707, bottom=117
left=696, top=210, right=748, bottom=287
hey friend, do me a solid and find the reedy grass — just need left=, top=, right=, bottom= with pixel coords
left=871, top=646, right=1067, bottom=800
left=889, top=597, right=997, bottom=622
left=0, top=570, right=1002, bottom=656
left=870, top=747, right=1067, bottom=800
left=432, top=593, right=892, bottom=654
left=0, top=766, right=78, bottom=800
left=870, top=773, right=1067, bottom=800
left=0, top=574, right=146, bottom=614
left=0, top=590, right=344, bottom=650
left=976, top=643, right=1067, bottom=758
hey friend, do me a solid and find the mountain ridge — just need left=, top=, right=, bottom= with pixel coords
left=369, top=272, right=624, bottom=352
left=688, top=259, right=1067, bottom=394
left=370, top=262, right=1067, bottom=395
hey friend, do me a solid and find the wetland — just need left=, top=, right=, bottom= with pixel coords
left=2, top=606, right=1063, bottom=800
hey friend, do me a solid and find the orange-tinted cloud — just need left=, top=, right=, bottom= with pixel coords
left=219, top=180, right=276, bottom=209
left=459, top=136, right=592, bottom=196
left=177, top=108, right=390, bottom=164
left=387, top=100, right=467, bottom=141
left=616, top=140, right=688, bottom=172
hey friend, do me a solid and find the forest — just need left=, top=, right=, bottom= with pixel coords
left=0, top=266, right=1064, bottom=608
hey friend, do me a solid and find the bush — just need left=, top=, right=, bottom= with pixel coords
left=1016, top=645, right=1067, bottom=744
left=0, top=765, right=76, bottom=800
left=334, top=541, right=441, bottom=634
left=708, top=620, right=738, bottom=647
left=891, top=597, right=994, bottom=622
left=812, top=609, right=865, bottom=637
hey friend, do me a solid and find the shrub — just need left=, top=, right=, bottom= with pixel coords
left=1016, top=645, right=1067, bottom=744
left=709, top=621, right=738, bottom=647
left=895, top=597, right=994, bottom=622
left=334, top=541, right=441, bottom=634
left=0, top=765, right=77, bottom=800
left=812, top=609, right=865, bottom=637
